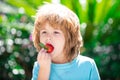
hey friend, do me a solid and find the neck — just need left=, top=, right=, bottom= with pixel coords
left=51, top=56, right=69, bottom=64
left=51, top=53, right=78, bottom=64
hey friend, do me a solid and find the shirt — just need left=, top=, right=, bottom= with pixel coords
left=31, top=55, right=100, bottom=80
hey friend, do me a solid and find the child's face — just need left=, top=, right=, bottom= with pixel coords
left=40, top=23, right=65, bottom=58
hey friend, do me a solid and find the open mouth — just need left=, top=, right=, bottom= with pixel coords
left=39, top=42, right=54, bottom=53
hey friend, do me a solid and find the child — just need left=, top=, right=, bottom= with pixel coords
left=31, top=3, right=100, bottom=80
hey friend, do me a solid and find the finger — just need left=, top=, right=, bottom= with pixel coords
left=46, top=53, right=51, bottom=60
left=42, top=49, right=47, bottom=53
left=42, top=49, right=49, bottom=59
left=39, top=48, right=45, bottom=53
left=37, top=48, right=44, bottom=61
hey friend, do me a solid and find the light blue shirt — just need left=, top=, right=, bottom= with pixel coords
left=31, top=55, right=100, bottom=80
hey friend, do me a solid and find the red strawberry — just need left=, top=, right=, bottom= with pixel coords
left=45, top=43, right=54, bottom=53
left=39, top=42, right=54, bottom=53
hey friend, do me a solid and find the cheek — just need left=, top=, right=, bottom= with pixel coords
left=55, top=39, right=65, bottom=51
left=40, top=36, right=45, bottom=43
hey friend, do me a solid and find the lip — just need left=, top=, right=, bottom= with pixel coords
left=46, top=43, right=54, bottom=47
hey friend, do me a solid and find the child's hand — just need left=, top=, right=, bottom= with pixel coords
left=37, top=48, right=51, bottom=80
left=37, top=48, right=51, bottom=68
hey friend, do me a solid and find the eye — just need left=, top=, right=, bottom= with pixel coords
left=40, top=30, right=47, bottom=35
left=54, top=31, right=60, bottom=34
left=42, top=31, right=47, bottom=34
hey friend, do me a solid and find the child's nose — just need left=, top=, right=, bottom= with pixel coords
left=46, top=33, right=52, bottom=42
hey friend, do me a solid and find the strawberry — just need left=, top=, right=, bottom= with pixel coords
left=39, top=42, right=54, bottom=53
left=45, top=43, right=54, bottom=53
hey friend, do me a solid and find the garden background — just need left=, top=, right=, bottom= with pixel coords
left=0, top=0, right=120, bottom=80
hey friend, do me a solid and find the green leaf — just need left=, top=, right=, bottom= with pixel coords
left=39, top=42, right=48, bottom=50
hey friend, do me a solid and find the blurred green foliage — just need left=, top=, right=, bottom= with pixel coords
left=0, top=0, right=120, bottom=80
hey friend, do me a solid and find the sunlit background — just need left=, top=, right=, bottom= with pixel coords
left=0, top=0, right=120, bottom=80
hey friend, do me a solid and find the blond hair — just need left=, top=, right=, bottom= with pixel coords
left=32, top=3, right=83, bottom=61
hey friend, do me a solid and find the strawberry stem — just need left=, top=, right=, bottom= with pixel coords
left=39, top=42, right=48, bottom=50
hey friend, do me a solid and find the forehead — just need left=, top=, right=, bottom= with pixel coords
left=40, top=22, right=62, bottom=30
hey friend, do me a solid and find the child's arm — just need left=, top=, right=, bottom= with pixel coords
left=37, top=48, right=51, bottom=80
